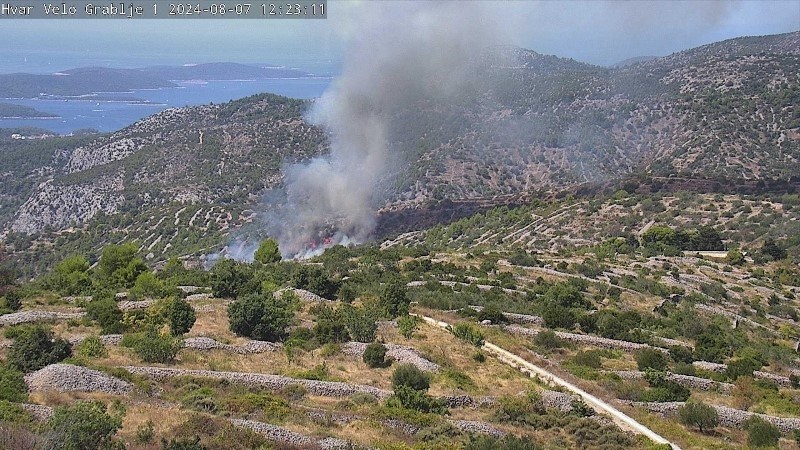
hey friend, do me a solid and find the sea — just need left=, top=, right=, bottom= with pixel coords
left=0, top=78, right=333, bottom=135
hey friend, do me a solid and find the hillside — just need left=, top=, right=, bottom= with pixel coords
left=0, top=103, right=58, bottom=119
left=1, top=32, right=799, bottom=275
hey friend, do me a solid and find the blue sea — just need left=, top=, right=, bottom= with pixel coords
left=0, top=78, right=332, bottom=135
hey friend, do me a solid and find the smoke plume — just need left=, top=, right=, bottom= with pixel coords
left=268, top=2, right=500, bottom=258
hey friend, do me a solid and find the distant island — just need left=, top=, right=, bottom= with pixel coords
left=0, top=63, right=315, bottom=99
left=0, top=103, right=59, bottom=119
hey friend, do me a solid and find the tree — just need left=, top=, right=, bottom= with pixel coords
left=165, top=297, right=196, bottom=336
left=96, top=243, right=147, bottom=288
left=760, top=238, right=787, bottom=262
left=540, top=302, right=576, bottom=330
left=129, top=272, right=166, bottom=300
left=392, top=364, right=429, bottom=391
left=228, top=293, right=293, bottom=341
left=380, top=280, right=410, bottom=318
left=46, top=401, right=122, bottom=450
left=398, top=315, right=421, bottom=339
left=7, top=326, right=72, bottom=373
left=342, top=306, right=377, bottom=343
left=253, top=239, right=281, bottom=264
left=363, top=342, right=388, bottom=368
left=677, top=401, right=718, bottom=433
left=725, top=357, right=762, bottom=381
left=291, top=266, right=338, bottom=299
left=210, top=259, right=254, bottom=299
left=49, top=255, right=93, bottom=296
left=635, top=348, right=668, bottom=371
left=745, top=416, right=780, bottom=448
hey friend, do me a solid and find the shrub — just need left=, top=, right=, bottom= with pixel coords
left=129, top=272, right=166, bottom=300
left=464, top=435, right=540, bottom=450
left=472, top=351, right=486, bottom=363
left=745, top=416, right=780, bottom=448
left=533, top=330, right=562, bottom=349
left=572, top=351, right=603, bottom=369
left=228, top=293, right=293, bottom=341
left=165, top=297, right=196, bottom=336
left=669, top=345, right=695, bottom=364
left=76, top=335, right=108, bottom=359
left=540, top=302, right=576, bottom=329
left=46, top=400, right=122, bottom=450
left=122, top=329, right=181, bottom=363
left=135, top=419, right=154, bottom=446
left=0, top=365, right=27, bottom=402
left=725, top=357, right=762, bottom=381
left=96, top=243, right=147, bottom=289
left=677, top=401, right=718, bottom=433
left=363, top=342, right=389, bottom=368
left=2, top=290, right=22, bottom=312
left=282, top=384, right=307, bottom=401
left=635, top=348, right=668, bottom=371
left=342, top=306, right=377, bottom=342
left=85, top=297, right=124, bottom=334
left=161, top=436, right=207, bottom=450
left=392, top=364, right=430, bottom=391
left=387, top=385, right=448, bottom=414
left=0, top=400, right=34, bottom=424
left=451, top=323, right=485, bottom=346
left=7, top=326, right=72, bottom=373
left=398, top=315, right=421, bottom=339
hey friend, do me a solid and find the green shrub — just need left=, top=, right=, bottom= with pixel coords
left=96, top=243, right=147, bottom=289
left=7, top=325, right=72, bottom=373
left=635, top=348, right=668, bottom=371
left=392, top=364, right=430, bottom=391
left=342, top=305, right=377, bottom=342
left=571, top=351, right=603, bottom=369
left=209, top=259, right=254, bottom=299
left=122, top=329, right=181, bottom=363
left=46, top=400, right=122, bottom=450
left=745, top=416, right=780, bottom=448
left=129, top=272, right=166, bottom=300
left=451, top=323, right=485, bottom=346
left=76, top=335, right=108, bottom=359
left=363, top=342, right=389, bottom=368
left=379, top=280, right=410, bottom=318
left=1, top=290, right=22, bottom=312
left=678, top=401, right=719, bottom=433
left=0, top=365, right=27, bottom=402
left=85, top=297, right=124, bottom=334
left=0, top=399, right=34, bottom=424
left=533, top=330, right=562, bottom=349
left=398, top=315, right=421, bottom=339
left=228, top=293, right=293, bottom=341
left=161, top=436, right=207, bottom=450
left=135, top=419, right=154, bottom=446
left=725, top=357, right=762, bottom=381
left=472, top=351, right=486, bottom=363
left=165, top=297, right=196, bottom=336
left=464, top=435, right=541, bottom=450
left=282, top=384, right=307, bottom=401
left=387, top=385, right=448, bottom=414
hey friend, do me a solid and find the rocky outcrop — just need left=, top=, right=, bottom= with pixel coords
left=274, top=288, right=331, bottom=303
left=182, top=336, right=280, bottom=354
left=230, top=418, right=351, bottom=450
left=341, top=342, right=440, bottom=372
left=0, top=310, right=85, bottom=326
left=122, top=366, right=391, bottom=399
left=25, top=364, right=132, bottom=395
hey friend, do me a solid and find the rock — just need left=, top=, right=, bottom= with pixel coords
left=0, top=310, right=85, bottom=326
left=25, top=364, right=132, bottom=395
left=342, top=342, right=440, bottom=372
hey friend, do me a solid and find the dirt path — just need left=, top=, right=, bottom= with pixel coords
left=414, top=313, right=680, bottom=449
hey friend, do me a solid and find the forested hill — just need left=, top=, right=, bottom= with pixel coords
left=1, top=32, right=799, bottom=274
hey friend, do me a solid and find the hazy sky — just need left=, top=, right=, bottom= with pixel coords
left=1, top=0, right=798, bottom=73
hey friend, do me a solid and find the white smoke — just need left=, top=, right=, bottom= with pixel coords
left=269, top=2, right=502, bottom=258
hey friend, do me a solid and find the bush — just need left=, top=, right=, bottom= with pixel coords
left=342, top=306, right=377, bottom=342
left=363, top=342, right=389, bottom=368
left=398, top=315, right=421, bottom=339
left=85, top=297, right=124, bottom=334
left=745, top=416, right=780, bottom=448
left=635, top=348, right=668, bottom=371
left=677, top=401, right=718, bottom=433
left=540, top=302, right=576, bottom=330
left=161, top=436, right=207, bottom=450
left=129, top=271, right=166, bottom=300
left=46, top=400, right=122, bottom=450
left=2, top=290, right=22, bottom=312
left=572, top=351, right=603, bottom=369
left=387, top=385, right=448, bottom=414
left=0, top=365, right=27, bottom=402
left=122, top=329, right=181, bottom=363
left=451, top=323, right=485, bottom=346
left=464, top=435, right=540, bottom=450
left=725, top=357, right=762, bottom=381
left=96, top=243, right=147, bottom=289
left=76, top=335, right=108, bottom=359
left=166, top=297, right=196, bottom=336
left=392, top=364, right=430, bottom=391
left=533, top=330, right=562, bottom=349
left=7, top=326, right=72, bottom=373
left=228, top=293, right=293, bottom=341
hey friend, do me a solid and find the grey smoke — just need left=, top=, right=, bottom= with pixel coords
left=268, top=2, right=502, bottom=258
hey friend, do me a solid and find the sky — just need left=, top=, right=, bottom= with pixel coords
left=0, top=0, right=798, bottom=74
